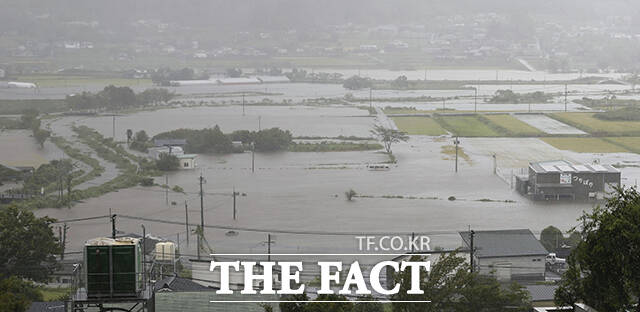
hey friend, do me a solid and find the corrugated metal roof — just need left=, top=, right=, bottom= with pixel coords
left=530, top=160, right=619, bottom=174
left=556, top=165, right=575, bottom=172
left=572, top=165, right=591, bottom=172
left=540, top=164, right=560, bottom=172
left=460, top=229, right=548, bottom=258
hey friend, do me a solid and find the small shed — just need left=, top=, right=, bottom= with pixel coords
left=177, top=154, right=197, bottom=169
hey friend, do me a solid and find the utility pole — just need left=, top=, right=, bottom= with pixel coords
left=251, top=142, right=255, bottom=173
left=492, top=154, right=497, bottom=175
left=111, top=214, right=117, bottom=239
left=58, top=226, right=62, bottom=257
left=564, top=84, right=568, bottom=112
left=369, top=88, right=373, bottom=111
left=198, top=173, right=205, bottom=260
left=184, top=201, right=189, bottom=247
left=474, top=87, right=478, bottom=113
left=454, top=136, right=460, bottom=172
left=258, top=116, right=262, bottom=131
left=442, top=98, right=445, bottom=110
left=232, top=187, right=237, bottom=220
left=61, top=224, right=68, bottom=260
left=469, top=230, right=475, bottom=273
left=141, top=225, right=146, bottom=288
left=165, top=174, right=169, bottom=205
left=242, top=93, right=245, bottom=116
left=66, top=175, right=72, bottom=209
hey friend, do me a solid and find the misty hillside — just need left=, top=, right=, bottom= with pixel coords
left=2, top=0, right=640, bottom=32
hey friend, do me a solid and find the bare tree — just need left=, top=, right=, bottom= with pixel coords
left=370, top=124, right=408, bottom=154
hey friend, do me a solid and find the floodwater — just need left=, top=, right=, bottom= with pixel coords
left=514, top=115, right=586, bottom=135
left=314, top=68, right=629, bottom=81
left=71, top=105, right=375, bottom=140
left=3, top=68, right=635, bottom=269
left=0, top=129, right=61, bottom=167
left=35, top=135, right=603, bottom=261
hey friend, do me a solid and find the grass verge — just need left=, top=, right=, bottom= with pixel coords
left=289, top=142, right=383, bottom=152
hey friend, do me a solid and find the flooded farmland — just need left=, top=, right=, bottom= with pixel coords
left=1, top=76, right=632, bottom=264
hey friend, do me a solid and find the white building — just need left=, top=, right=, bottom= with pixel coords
left=149, top=146, right=184, bottom=160
left=176, top=154, right=197, bottom=169
left=148, top=146, right=197, bottom=170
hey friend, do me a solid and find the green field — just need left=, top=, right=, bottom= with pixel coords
left=541, top=137, right=628, bottom=153
left=483, top=114, right=544, bottom=136
left=550, top=112, right=640, bottom=136
left=392, top=116, right=447, bottom=135
left=437, top=115, right=502, bottom=137
left=604, top=137, right=640, bottom=153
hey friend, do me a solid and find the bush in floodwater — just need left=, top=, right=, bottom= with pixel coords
left=448, top=196, right=456, bottom=201
left=140, top=177, right=154, bottom=186
left=345, top=189, right=357, bottom=201
left=172, top=185, right=184, bottom=193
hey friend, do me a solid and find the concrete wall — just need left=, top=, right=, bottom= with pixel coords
left=478, top=255, right=545, bottom=282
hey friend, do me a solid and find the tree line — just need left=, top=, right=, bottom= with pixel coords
left=66, top=86, right=174, bottom=111
left=487, top=90, right=553, bottom=104
left=153, top=126, right=293, bottom=154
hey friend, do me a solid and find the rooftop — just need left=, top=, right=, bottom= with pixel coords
left=529, top=160, right=619, bottom=174
left=154, top=139, right=187, bottom=147
left=459, top=229, right=548, bottom=258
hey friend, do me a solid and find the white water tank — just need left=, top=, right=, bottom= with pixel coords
left=155, top=242, right=176, bottom=262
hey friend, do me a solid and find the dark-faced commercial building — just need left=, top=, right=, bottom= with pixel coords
left=516, top=160, right=621, bottom=200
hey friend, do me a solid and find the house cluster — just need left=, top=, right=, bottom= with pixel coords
left=149, top=139, right=197, bottom=170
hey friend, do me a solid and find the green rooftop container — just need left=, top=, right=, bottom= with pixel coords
left=85, top=237, right=143, bottom=298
